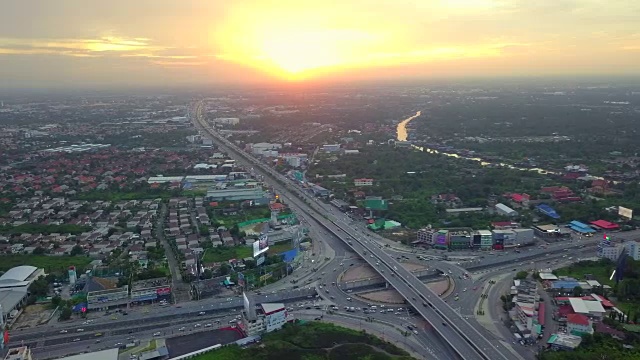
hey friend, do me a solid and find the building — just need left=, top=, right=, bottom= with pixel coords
left=477, top=230, right=493, bottom=250
left=536, top=204, right=560, bottom=219
left=213, top=117, right=240, bottom=125
left=513, top=228, right=535, bottom=245
left=242, top=298, right=290, bottom=336
left=56, top=348, right=119, bottom=360
left=597, top=244, right=623, bottom=261
left=206, top=187, right=267, bottom=202
left=625, top=241, right=640, bottom=261
left=353, top=178, right=374, bottom=187
left=448, top=229, right=472, bottom=250
left=86, top=286, right=129, bottom=310
left=493, top=230, right=517, bottom=247
left=3, top=346, right=32, bottom=360
left=0, top=288, right=28, bottom=325
left=533, top=224, right=571, bottom=239
left=321, top=144, right=341, bottom=152
left=0, top=266, right=45, bottom=290
left=433, top=230, right=449, bottom=250
left=147, top=176, right=185, bottom=184
left=566, top=313, right=593, bottom=335
left=495, top=203, right=517, bottom=217
left=547, top=333, right=582, bottom=351
left=568, top=221, right=596, bottom=235
left=590, top=220, right=619, bottom=231
left=568, top=298, right=606, bottom=320
left=416, top=228, right=436, bottom=245
left=309, top=184, right=331, bottom=197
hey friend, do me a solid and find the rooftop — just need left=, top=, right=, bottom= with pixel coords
left=0, top=266, right=38, bottom=282
left=0, top=288, right=28, bottom=315
left=56, top=348, right=119, bottom=360
left=261, top=302, right=285, bottom=315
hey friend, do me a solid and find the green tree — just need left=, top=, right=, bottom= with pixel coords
left=572, top=286, right=583, bottom=297
left=514, top=271, right=528, bottom=280
left=59, top=307, right=72, bottom=321
left=70, top=245, right=84, bottom=256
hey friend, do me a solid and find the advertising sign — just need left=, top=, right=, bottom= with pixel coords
left=253, top=234, right=270, bottom=257
left=131, top=294, right=157, bottom=302
left=243, top=292, right=251, bottom=313
left=256, top=255, right=265, bottom=266
left=265, top=310, right=287, bottom=332
left=619, top=206, right=633, bottom=220
left=435, top=233, right=447, bottom=246
left=237, top=273, right=245, bottom=287
left=156, top=287, right=171, bottom=296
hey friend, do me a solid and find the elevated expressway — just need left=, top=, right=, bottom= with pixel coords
left=192, top=101, right=514, bottom=360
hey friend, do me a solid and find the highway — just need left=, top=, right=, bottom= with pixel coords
left=192, top=101, right=512, bottom=360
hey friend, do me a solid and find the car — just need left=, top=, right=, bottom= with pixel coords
left=442, top=322, right=447, bottom=326
left=204, top=323, right=212, bottom=327
left=194, top=323, right=202, bottom=328
left=153, top=332, right=161, bottom=336
left=198, top=311, right=205, bottom=315
left=73, top=338, right=81, bottom=342
left=413, top=330, right=419, bottom=335
left=60, top=330, right=68, bottom=334
left=76, top=329, right=84, bottom=332
left=178, top=327, right=186, bottom=331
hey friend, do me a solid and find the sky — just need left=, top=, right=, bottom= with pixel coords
left=1, top=0, right=639, bottom=88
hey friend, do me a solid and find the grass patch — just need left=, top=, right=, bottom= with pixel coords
left=134, top=340, right=157, bottom=354
left=623, top=324, right=640, bottom=333
left=0, top=255, right=93, bottom=273
left=202, top=246, right=253, bottom=263
left=554, top=259, right=616, bottom=286
left=191, top=322, right=414, bottom=360
left=267, top=242, right=294, bottom=255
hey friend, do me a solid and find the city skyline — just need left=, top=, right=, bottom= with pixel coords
left=1, top=0, right=639, bottom=88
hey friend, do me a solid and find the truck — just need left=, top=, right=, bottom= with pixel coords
left=514, top=333, right=522, bottom=341
left=346, top=307, right=355, bottom=312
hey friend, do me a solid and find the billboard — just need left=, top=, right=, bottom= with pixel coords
left=156, top=287, right=171, bottom=296
left=253, top=234, right=269, bottom=257
left=243, top=292, right=251, bottom=314
left=435, top=233, right=448, bottom=246
left=256, top=255, right=265, bottom=266
left=619, top=206, right=633, bottom=220
left=265, top=310, right=287, bottom=332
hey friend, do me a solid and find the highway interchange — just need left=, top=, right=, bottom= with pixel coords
left=14, top=100, right=635, bottom=360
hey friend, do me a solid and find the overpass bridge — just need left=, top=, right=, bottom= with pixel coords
left=192, top=101, right=514, bottom=360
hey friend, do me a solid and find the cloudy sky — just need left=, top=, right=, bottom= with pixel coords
left=1, top=0, right=639, bottom=88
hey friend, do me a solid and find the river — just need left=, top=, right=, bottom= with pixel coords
left=395, top=111, right=560, bottom=175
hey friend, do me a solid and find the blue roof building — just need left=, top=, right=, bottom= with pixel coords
left=569, top=220, right=595, bottom=234
left=536, top=204, right=560, bottom=219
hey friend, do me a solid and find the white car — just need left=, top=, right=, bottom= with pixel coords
left=204, top=324, right=212, bottom=328
left=153, top=332, right=161, bottom=336
left=178, top=327, right=186, bottom=331
left=76, top=329, right=84, bottom=332
left=60, top=330, right=68, bottom=334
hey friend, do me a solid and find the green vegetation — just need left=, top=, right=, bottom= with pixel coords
left=268, top=242, right=294, bottom=255
left=554, top=258, right=617, bottom=287
left=514, top=271, right=529, bottom=280
left=201, top=246, right=253, bottom=263
left=208, top=206, right=271, bottom=227
left=538, top=332, right=640, bottom=360
left=193, top=322, right=414, bottom=360
left=0, top=223, right=91, bottom=235
left=0, top=254, right=92, bottom=273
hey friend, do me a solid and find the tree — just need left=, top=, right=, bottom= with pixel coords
left=218, top=263, right=230, bottom=276
left=51, top=296, right=63, bottom=307
left=33, top=247, right=46, bottom=255
left=59, top=306, right=72, bottom=321
left=572, top=286, right=583, bottom=297
left=203, top=269, right=213, bottom=279
left=514, top=271, right=528, bottom=280
left=70, top=245, right=84, bottom=256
